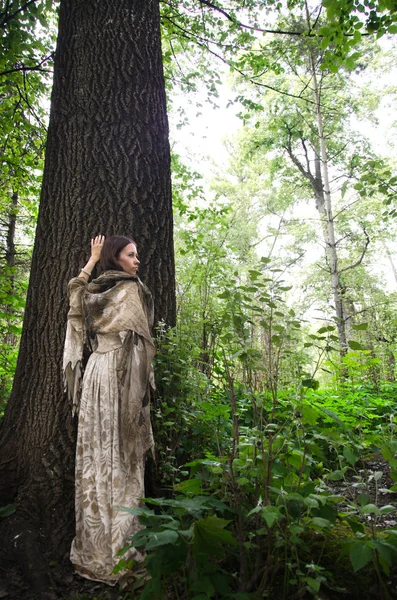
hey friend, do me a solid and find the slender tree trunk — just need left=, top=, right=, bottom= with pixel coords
left=305, top=1, right=347, bottom=356
left=0, top=0, right=174, bottom=596
left=5, top=192, right=17, bottom=271
left=383, top=242, right=397, bottom=285
left=0, top=191, right=18, bottom=397
left=5, top=190, right=17, bottom=345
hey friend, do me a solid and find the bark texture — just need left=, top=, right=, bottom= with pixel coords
left=0, top=0, right=174, bottom=595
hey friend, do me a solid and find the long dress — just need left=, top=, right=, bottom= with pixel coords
left=63, top=271, right=155, bottom=584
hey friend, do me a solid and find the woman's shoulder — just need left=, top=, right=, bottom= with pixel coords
left=68, top=277, right=88, bottom=288
left=67, top=277, right=88, bottom=298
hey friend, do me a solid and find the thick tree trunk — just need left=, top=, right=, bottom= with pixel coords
left=0, top=0, right=174, bottom=596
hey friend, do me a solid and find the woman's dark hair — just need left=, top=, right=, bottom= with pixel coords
left=100, top=236, right=136, bottom=271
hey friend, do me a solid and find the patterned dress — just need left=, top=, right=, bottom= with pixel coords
left=63, top=272, right=155, bottom=584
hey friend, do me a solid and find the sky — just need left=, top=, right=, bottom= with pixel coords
left=169, top=79, right=240, bottom=179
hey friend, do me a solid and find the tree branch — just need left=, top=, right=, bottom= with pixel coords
left=162, top=8, right=317, bottom=105
left=283, top=138, right=313, bottom=183
left=301, top=138, right=313, bottom=180
left=0, top=0, right=39, bottom=29
left=0, top=53, right=54, bottom=78
left=197, top=0, right=306, bottom=36
left=339, top=227, right=370, bottom=274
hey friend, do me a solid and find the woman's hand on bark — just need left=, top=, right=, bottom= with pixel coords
left=90, top=235, right=105, bottom=263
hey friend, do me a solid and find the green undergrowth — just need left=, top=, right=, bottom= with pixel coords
left=131, top=266, right=397, bottom=598
left=117, top=379, right=397, bottom=599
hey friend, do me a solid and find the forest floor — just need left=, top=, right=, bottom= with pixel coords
left=1, top=455, right=396, bottom=600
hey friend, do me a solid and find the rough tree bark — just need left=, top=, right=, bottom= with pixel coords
left=0, top=0, right=175, bottom=596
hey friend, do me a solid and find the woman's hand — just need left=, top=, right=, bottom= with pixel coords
left=90, top=235, right=105, bottom=262
left=78, top=235, right=105, bottom=280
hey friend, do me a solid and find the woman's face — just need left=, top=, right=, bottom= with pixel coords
left=117, top=243, right=140, bottom=276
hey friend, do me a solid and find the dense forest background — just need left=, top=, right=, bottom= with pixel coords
left=1, top=0, right=397, bottom=598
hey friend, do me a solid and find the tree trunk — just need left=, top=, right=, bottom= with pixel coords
left=0, top=192, right=18, bottom=398
left=0, top=0, right=174, bottom=595
left=383, top=242, right=397, bottom=285
left=304, top=1, right=347, bottom=357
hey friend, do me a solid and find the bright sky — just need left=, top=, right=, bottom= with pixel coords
left=168, top=75, right=241, bottom=179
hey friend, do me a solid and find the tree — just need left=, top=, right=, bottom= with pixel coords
left=0, top=0, right=174, bottom=596
left=0, top=1, right=52, bottom=403
left=227, top=3, right=388, bottom=356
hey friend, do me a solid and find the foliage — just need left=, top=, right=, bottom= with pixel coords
left=0, top=0, right=55, bottom=404
left=129, top=366, right=397, bottom=597
left=127, top=247, right=397, bottom=598
left=1, top=1, right=397, bottom=598
left=320, top=0, right=397, bottom=70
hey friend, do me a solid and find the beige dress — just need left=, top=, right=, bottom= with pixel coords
left=63, top=272, right=155, bottom=584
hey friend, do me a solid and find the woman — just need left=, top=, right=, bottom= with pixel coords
left=63, top=235, right=155, bottom=585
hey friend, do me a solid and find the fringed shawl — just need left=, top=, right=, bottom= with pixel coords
left=63, top=271, right=155, bottom=417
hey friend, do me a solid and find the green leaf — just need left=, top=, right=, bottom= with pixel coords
left=315, top=405, right=345, bottom=427
left=341, top=180, right=348, bottom=198
left=193, top=516, right=237, bottom=557
left=311, top=517, right=332, bottom=529
left=237, top=477, right=250, bottom=486
left=261, top=505, right=281, bottom=528
left=348, top=340, right=366, bottom=351
left=328, top=470, right=345, bottom=481
left=191, top=575, right=216, bottom=597
left=357, top=494, right=370, bottom=507
left=317, top=325, right=335, bottom=334
left=380, top=443, right=396, bottom=461
left=306, top=576, right=320, bottom=592
left=343, top=446, right=358, bottom=465
left=302, top=378, right=319, bottom=390
left=147, top=497, right=211, bottom=516
left=372, top=540, right=394, bottom=575
left=302, top=404, right=319, bottom=425
left=174, top=478, right=202, bottom=496
left=145, top=529, right=179, bottom=550
left=345, top=57, right=355, bottom=70
left=349, top=542, right=372, bottom=572
left=361, top=504, right=380, bottom=515
left=345, top=518, right=365, bottom=534
left=379, top=505, right=395, bottom=515
left=0, top=504, right=16, bottom=518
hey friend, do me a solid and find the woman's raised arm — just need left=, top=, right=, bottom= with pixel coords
left=78, top=235, right=105, bottom=280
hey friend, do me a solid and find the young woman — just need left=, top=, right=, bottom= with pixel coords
left=63, top=235, right=155, bottom=585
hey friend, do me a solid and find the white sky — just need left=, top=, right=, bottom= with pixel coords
left=169, top=79, right=240, bottom=178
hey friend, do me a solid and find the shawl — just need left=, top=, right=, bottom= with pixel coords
left=63, top=271, right=155, bottom=418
